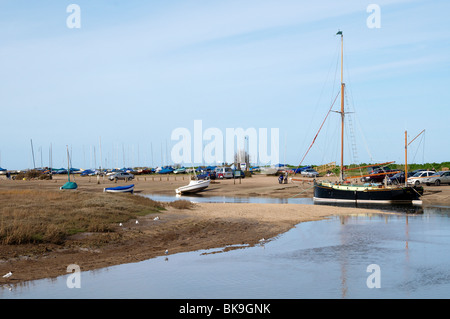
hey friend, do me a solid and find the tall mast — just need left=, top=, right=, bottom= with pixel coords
left=338, top=30, right=345, bottom=182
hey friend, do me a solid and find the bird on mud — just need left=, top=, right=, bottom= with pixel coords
left=2, top=272, right=12, bottom=279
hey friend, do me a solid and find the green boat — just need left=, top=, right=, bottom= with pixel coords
left=60, top=181, right=78, bottom=190
left=60, top=145, right=78, bottom=190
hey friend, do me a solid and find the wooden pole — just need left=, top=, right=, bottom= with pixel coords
left=339, top=32, right=345, bottom=182
left=405, top=130, right=408, bottom=187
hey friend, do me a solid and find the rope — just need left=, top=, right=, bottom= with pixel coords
left=293, top=91, right=340, bottom=177
left=289, top=184, right=316, bottom=198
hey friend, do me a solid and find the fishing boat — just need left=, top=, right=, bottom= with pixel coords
left=175, top=179, right=210, bottom=195
left=60, top=146, right=78, bottom=190
left=104, top=184, right=135, bottom=194
left=312, top=31, right=423, bottom=205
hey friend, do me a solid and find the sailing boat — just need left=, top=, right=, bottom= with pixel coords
left=313, top=31, right=423, bottom=205
left=60, top=145, right=78, bottom=190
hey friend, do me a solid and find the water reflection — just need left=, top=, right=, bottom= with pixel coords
left=142, top=193, right=314, bottom=205
left=314, top=201, right=425, bottom=214
left=143, top=193, right=437, bottom=214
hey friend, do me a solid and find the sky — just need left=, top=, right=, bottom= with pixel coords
left=0, top=0, right=449, bottom=170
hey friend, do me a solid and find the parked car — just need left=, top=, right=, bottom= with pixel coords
left=197, top=170, right=216, bottom=180
left=214, top=167, right=233, bottom=179
left=387, top=171, right=414, bottom=185
left=423, top=171, right=450, bottom=186
left=108, top=172, right=134, bottom=181
left=361, top=167, right=398, bottom=183
left=301, top=168, right=319, bottom=178
left=407, top=170, right=438, bottom=186
left=410, top=169, right=426, bottom=175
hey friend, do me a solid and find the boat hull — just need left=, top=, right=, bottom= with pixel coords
left=60, top=182, right=78, bottom=190
left=104, top=184, right=135, bottom=194
left=175, top=180, right=210, bottom=195
left=313, top=182, right=423, bottom=205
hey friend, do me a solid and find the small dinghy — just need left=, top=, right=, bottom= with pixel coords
left=175, top=179, right=210, bottom=195
left=60, top=181, right=78, bottom=190
left=104, top=184, right=135, bottom=194
left=60, top=146, right=78, bottom=190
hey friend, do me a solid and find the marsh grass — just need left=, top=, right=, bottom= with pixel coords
left=0, top=190, right=164, bottom=245
left=168, top=200, right=195, bottom=210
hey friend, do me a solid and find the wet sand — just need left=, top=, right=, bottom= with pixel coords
left=0, top=174, right=449, bottom=285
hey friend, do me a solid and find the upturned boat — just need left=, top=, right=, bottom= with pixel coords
left=60, top=145, right=78, bottom=190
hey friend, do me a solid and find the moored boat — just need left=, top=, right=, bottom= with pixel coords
left=60, top=181, right=78, bottom=190
left=60, top=145, right=78, bottom=191
left=104, top=184, right=135, bottom=193
left=311, top=31, right=423, bottom=205
left=314, top=181, right=423, bottom=205
left=175, top=179, right=210, bottom=195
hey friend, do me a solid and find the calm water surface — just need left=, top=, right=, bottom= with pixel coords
left=1, top=196, right=450, bottom=299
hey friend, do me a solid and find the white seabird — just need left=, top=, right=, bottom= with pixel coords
left=2, top=272, right=12, bottom=278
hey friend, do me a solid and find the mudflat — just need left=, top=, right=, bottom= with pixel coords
left=0, top=174, right=448, bottom=285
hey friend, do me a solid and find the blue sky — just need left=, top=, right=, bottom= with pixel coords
left=0, top=0, right=449, bottom=170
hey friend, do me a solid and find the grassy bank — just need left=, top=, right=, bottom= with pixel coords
left=0, top=189, right=164, bottom=245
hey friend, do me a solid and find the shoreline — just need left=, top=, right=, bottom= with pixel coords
left=1, top=174, right=449, bottom=286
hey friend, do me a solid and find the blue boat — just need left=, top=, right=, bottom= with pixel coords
left=104, top=184, right=135, bottom=194
left=158, top=167, right=174, bottom=174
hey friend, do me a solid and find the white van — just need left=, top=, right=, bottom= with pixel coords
left=215, top=167, right=233, bottom=179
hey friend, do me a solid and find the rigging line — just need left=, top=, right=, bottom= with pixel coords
left=411, top=131, right=425, bottom=164
left=293, top=91, right=340, bottom=176
left=289, top=184, right=316, bottom=198
left=341, top=47, right=374, bottom=164
left=296, top=41, right=341, bottom=162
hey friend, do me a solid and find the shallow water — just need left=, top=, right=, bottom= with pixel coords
left=2, top=206, right=450, bottom=299
left=143, top=193, right=314, bottom=205
left=143, top=193, right=424, bottom=214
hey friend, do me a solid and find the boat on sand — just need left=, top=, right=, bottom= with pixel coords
left=104, top=184, right=135, bottom=194
left=175, top=179, right=210, bottom=195
left=309, top=31, right=423, bottom=205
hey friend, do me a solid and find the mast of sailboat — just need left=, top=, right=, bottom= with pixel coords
left=337, top=30, right=345, bottom=182
left=405, top=129, right=426, bottom=186
left=66, top=145, right=71, bottom=183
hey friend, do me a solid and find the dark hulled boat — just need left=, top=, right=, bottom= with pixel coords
left=313, top=181, right=423, bottom=204
left=312, top=31, right=423, bottom=205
